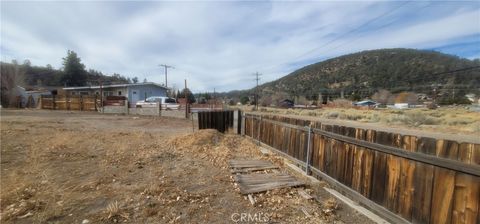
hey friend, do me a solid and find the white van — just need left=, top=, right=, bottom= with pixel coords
left=135, top=96, right=180, bottom=110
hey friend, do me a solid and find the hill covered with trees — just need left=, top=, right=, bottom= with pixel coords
left=1, top=50, right=139, bottom=88
left=1, top=50, right=142, bottom=107
left=225, top=48, right=480, bottom=104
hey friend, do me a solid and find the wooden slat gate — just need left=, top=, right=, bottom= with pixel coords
left=243, top=113, right=480, bottom=224
left=198, top=110, right=241, bottom=133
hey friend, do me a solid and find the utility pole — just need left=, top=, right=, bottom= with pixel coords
left=254, top=72, right=262, bottom=111
left=432, top=83, right=438, bottom=105
left=159, top=64, right=174, bottom=87
left=184, top=79, right=188, bottom=119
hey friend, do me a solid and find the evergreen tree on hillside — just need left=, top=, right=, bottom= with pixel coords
left=180, top=88, right=196, bottom=103
left=62, top=50, right=87, bottom=86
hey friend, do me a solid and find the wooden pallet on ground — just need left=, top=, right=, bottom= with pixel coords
left=234, top=173, right=303, bottom=194
left=229, top=159, right=278, bottom=173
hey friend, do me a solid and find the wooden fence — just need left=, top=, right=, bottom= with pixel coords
left=244, top=113, right=479, bottom=224
left=198, top=110, right=240, bottom=133
left=40, top=95, right=99, bottom=111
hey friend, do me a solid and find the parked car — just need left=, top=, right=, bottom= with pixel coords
left=136, top=96, right=180, bottom=110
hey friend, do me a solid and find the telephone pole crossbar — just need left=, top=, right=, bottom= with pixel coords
left=159, top=64, right=174, bottom=88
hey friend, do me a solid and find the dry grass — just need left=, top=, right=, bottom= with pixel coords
left=233, top=105, right=480, bottom=134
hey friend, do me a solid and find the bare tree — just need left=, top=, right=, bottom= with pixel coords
left=1, top=62, right=26, bottom=107
left=395, top=92, right=418, bottom=105
left=260, top=95, right=273, bottom=107
left=371, top=89, right=392, bottom=105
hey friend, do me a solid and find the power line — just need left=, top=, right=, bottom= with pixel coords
left=319, top=2, right=433, bottom=58
left=260, top=1, right=411, bottom=74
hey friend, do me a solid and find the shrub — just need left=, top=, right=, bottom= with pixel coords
left=398, top=113, right=439, bottom=127
left=429, top=111, right=444, bottom=117
left=326, top=112, right=339, bottom=119
left=331, top=99, right=354, bottom=108
left=339, top=113, right=364, bottom=121
left=369, top=114, right=381, bottom=122
left=446, top=118, right=472, bottom=126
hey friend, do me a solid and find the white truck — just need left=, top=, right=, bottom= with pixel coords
left=135, top=96, right=180, bottom=110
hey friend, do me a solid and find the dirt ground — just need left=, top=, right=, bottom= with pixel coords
left=1, top=109, right=374, bottom=223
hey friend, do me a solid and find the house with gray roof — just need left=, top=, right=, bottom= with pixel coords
left=63, top=82, right=169, bottom=107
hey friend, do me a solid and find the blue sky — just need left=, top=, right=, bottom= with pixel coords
left=1, top=1, right=479, bottom=92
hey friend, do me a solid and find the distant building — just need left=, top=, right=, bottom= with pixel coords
left=63, top=82, right=169, bottom=107
left=353, top=100, right=378, bottom=107
left=12, top=86, right=51, bottom=108
left=465, top=93, right=478, bottom=104
left=278, top=99, right=294, bottom=108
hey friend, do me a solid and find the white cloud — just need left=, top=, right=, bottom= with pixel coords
left=1, top=1, right=479, bottom=92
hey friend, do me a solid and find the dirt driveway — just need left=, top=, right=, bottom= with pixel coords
left=1, top=109, right=373, bottom=223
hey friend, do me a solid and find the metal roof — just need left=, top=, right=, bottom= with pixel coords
left=62, top=82, right=169, bottom=90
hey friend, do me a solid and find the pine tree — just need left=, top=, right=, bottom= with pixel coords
left=62, top=50, right=87, bottom=86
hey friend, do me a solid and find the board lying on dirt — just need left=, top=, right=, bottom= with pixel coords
left=234, top=173, right=304, bottom=194
left=229, top=159, right=278, bottom=173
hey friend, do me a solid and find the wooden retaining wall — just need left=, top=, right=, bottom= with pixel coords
left=244, top=113, right=479, bottom=224
left=40, top=95, right=99, bottom=111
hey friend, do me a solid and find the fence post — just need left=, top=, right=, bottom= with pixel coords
left=67, top=95, right=70, bottom=110
left=40, top=95, right=43, bottom=109
left=250, top=115, right=254, bottom=138
left=94, top=95, right=97, bottom=111
left=237, top=110, right=242, bottom=135
left=242, top=112, right=246, bottom=136
left=272, top=123, right=276, bottom=149
left=52, top=94, right=56, bottom=110
left=80, top=95, right=83, bottom=111
left=305, top=125, right=312, bottom=175
left=191, top=111, right=195, bottom=132
left=125, top=100, right=129, bottom=115
left=158, top=102, right=161, bottom=116
left=257, top=115, right=261, bottom=145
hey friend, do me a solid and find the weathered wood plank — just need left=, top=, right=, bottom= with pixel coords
left=397, top=158, right=415, bottom=220
left=312, top=134, right=319, bottom=170
left=344, top=143, right=354, bottom=188
left=371, top=150, right=388, bottom=204
left=352, top=146, right=364, bottom=192
left=459, top=143, right=474, bottom=164
left=234, top=173, right=304, bottom=194
left=412, top=162, right=434, bottom=224
left=452, top=174, right=480, bottom=224
left=436, top=139, right=459, bottom=160
left=384, top=154, right=401, bottom=213
left=318, top=135, right=326, bottom=172
left=362, top=149, right=374, bottom=198
left=430, top=167, right=456, bottom=224
left=397, top=135, right=417, bottom=221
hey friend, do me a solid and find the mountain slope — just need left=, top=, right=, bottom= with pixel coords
left=249, top=48, right=480, bottom=100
